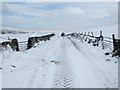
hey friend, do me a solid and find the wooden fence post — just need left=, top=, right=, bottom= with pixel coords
left=112, top=34, right=116, bottom=52
left=91, top=32, right=94, bottom=37
left=99, top=31, right=104, bottom=49
left=100, top=31, right=102, bottom=37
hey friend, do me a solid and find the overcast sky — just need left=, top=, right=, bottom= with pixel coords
left=2, top=2, right=118, bottom=32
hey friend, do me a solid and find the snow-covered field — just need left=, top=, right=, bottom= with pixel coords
left=0, top=24, right=118, bottom=88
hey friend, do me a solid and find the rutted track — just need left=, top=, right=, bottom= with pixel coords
left=52, top=64, right=73, bottom=88
left=52, top=37, right=73, bottom=88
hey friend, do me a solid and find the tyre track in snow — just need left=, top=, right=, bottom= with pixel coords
left=52, top=37, right=103, bottom=88
left=52, top=37, right=73, bottom=88
left=52, top=65, right=73, bottom=88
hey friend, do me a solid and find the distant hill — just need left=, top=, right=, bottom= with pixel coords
left=0, top=29, right=28, bottom=34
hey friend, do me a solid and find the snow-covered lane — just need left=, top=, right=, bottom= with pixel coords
left=2, top=36, right=118, bottom=88
left=51, top=37, right=117, bottom=88
left=50, top=37, right=117, bottom=88
left=55, top=37, right=104, bottom=88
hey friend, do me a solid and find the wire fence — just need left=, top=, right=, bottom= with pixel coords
left=66, top=31, right=120, bottom=57
left=1, top=31, right=120, bottom=57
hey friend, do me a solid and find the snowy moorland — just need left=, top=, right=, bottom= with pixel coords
left=0, top=24, right=118, bottom=88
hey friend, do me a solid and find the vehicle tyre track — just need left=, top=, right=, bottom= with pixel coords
left=52, top=64, right=73, bottom=88
left=52, top=37, right=73, bottom=88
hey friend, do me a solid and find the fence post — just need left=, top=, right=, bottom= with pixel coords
left=112, top=34, right=116, bottom=52
left=100, top=31, right=102, bottom=37
left=88, top=31, right=90, bottom=36
left=99, top=31, right=104, bottom=49
left=91, top=32, right=94, bottom=37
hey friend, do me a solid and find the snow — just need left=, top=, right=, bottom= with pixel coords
left=2, top=36, right=58, bottom=88
left=0, top=24, right=118, bottom=88
left=2, top=35, right=118, bottom=88
left=68, top=37, right=118, bottom=87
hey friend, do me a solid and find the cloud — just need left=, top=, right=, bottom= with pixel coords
left=85, top=3, right=118, bottom=18
left=86, top=9, right=110, bottom=18
left=61, top=7, right=85, bottom=14
left=2, top=2, right=118, bottom=31
left=2, top=3, right=85, bottom=17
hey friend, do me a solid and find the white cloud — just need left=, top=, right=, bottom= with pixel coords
left=86, top=10, right=110, bottom=18
left=2, top=2, right=118, bottom=31
left=62, top=7, right=85, bottom=14
left=2, top=3, right=85, bottom=17
left=84, top=3, right=118, bottom=18
left=3, top=2, right=118, bottom=18
left=2, top=3, right=35, bottom=15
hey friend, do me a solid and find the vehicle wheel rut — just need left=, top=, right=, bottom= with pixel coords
left=52, top=38, right=73, bottom=88
left=52, top=64, right=73, bottom=88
